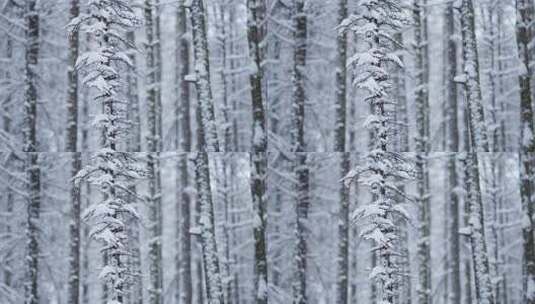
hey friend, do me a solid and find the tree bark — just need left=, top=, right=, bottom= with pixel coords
left=67, top=1, right=81, bottom=303
left=336, top=153, right=350, bottom=304
left=413, top=1, right=431, bottom=303
left=175, top=2, right=193, bottom=302
left=247, top=0, right=269, bottom=302
left=291, top=1, right=309, bottom=304
left=189, top=0, right=220, bottom=152
left=195, top=152, right=224, bottom=304
left=23, top=0, right=40, bottom=303
left=515, top=0, right=535, bottom=301
left=460, top=1, right=494, bottom=303
left=145, top=1, right=164, bottom=303
left=445, top=3, right=461, bottom=303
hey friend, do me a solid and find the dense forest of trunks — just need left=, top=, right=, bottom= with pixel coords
left=0, top=0, right=534, bottom=304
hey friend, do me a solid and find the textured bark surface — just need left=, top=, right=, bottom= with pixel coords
left=445, top=4, right=461, bottom=303
left=195, top=152, right=224, bottom=304
left=247, top=1, right=268, bottom=303
left=516, top=0, right=535, bottom=301
left=413, top=2, right=431, bottom=303
left=291, top=1, right=309, bottom=304
left=24, top=1, right=40, bottom=303
left=190, top=0, right=220, bottom=152
left=145, top=1, right=163, bottom=303
left=336, top=153, right=350, bottom=304
left=293, top=153, right=309, bottom=304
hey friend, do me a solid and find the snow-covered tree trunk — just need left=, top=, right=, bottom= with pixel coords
left=144, top=1, right=163, bottom=302
left=124, top=29, right=143, bottom=304
left=293, top=152, right=309, bottom=304
left=393, top=32, right=408, bottom=153
left=247, top=0, right=268, bottom=302
left=291, top=0, right=307, bottom=154
left=189, top=0, right=220, bottom=152
left=413, top=1, right=431, bottom=303
left=461, top=108, right=474, bottom=304
left=515, top=0, right=535, bottom=301
left=342, top=1, right=410, bottom=303
left=392, top=32, right=411, bottom=304
left=228, top=5, right=240, bottom=151
left=291, top=1, right=309, bottom=303
left=230, top=160, right=241, bottom=304
left=460, top=0, right=489, bottom=152
left=147, top=152, right=163, bottom=304
left=445, top=2, right=461, bottom=303
left=194, top=152, right=224, bottom=304
left=465, top=153, right=495, bottom=304
left=67, top=0, right=80, bottom=153
left=459, top=1, right=494, bottom=303
left=461, top=154, right=473, bottom=304
left=213, top=3, right=232, bottom=152
left=68, top=152, right=82, bottom=304
left=219, top=157, right=233, bottom=303
left=334, top=0, right=347, bottom=153
left=70, top=1, right=142, bottom=303
left=23, top=0, right=40, bottom=303
left=486, top=154, right=501, bottom=302
left=334, top=3, right=349, bottom=304
left=336, top=153, right=350, bottom=304
left=481, top=4, right=500, bottom=152
left=250, top=100, right=269, bottom=303
left=67, top=1, right=81, bottom=304
left=175, top=1, right=193, bottom=303
left=126, top=30, right=141, bottom=153
left=2, top=158, right=14, bottom=291
left=349, top=161, right=359, bottom=304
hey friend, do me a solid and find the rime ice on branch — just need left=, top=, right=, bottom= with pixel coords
left=340, top=0, right=413, bottom=303
left=69, top=1, right=143, bottom=303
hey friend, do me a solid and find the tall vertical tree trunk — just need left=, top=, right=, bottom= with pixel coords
left=23, top=0, right=40, bottom=303
left=125, top=29, right=143, bottom=304
left=247, top=0, right=269, bottom=303
left=466, top=152, right=494, bottom=304
left=333, top=0, right=347, bottom=153
left=195, top=152, right=224, bottom=304
left=487, top=155, right=501, bottom=302
left=68, top=154, right=82, bottom=304
left=460, top=1, right=494, bottom=303
left=215, top=3, right=232, bottom=152
left=334, top=1, right=349, bottom=303
left=3, top=158, right=14, bottom=292
left=291, top=1, right=309, bottom=304
left=515, top=0, right=535, bottom=301
left=81, top=84, right=90, bottom=304
left=126, top=30, right=141, bottom=153
left=189, top=0, right=220, bottom=152
left=294, top=152, right=309, bottom=304
left=145, top=1, right=163, bottom=303
left=460, top=0, right=489, bottom=152
left=462, top=106, right=473, bottom=304
left=394, top=32, right=411, bottom=304
left=176, top=1, right=193, bottom=304
left=413, top=1, right=431, bottom=303
left=349, top=159, right=359, bottom=304
left=336, top=153, right=350, bottom=304
left=220, top=157, right=233, bottom=303
left=230, top=160, right=241, bottom=304
left=462, top=155, right=473, bottom=304
left=445, top=2, right=461, bottom=304
left=228, top=4, right=239, bottom=152
left=67, top=1, right=81, bottom=303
